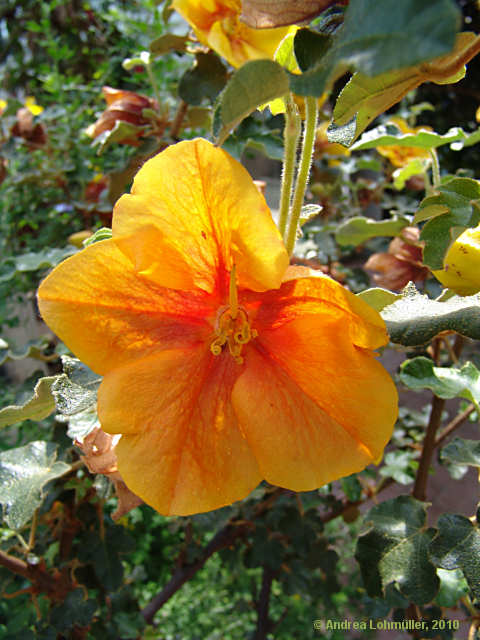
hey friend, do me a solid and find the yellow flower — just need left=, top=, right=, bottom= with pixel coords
left=38, top=138, right=397, bottom=516
left=0, top=99, right=7, bottom=115
left=24, top=96, right=44, bottom=116
left=376, top=117, right=431, bottom=168
left=171, top=0, right=293, bottom=68
left=433, top=225, right=480, bottom=295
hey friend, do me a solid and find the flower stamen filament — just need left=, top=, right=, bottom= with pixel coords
left=210, top=266, right=257, bottom=363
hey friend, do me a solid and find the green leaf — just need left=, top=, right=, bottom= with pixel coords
left=326, top=117, right=356, bottom=147
left=52, top=356, right=101, bottom=417
left=333, top=32, right=479, bottom=140
left=94, top=120, right=145, bottom=154
left=434, top=568, right=469, bottom=607
left=0, top=442, right=70, bottom=529
left=440, top=437, right=480, bottom=468
left=336, top=216, right=409, bottom=247
left=380, top=282, right=480, bottom=346
left=290, top=0, right=460, bottom=98
left=379, top=451, right=416, bottom=485
left=293, top=28, right=332, bottom=72
left=0, top=376, right=57, bottom=429
left=178, top=53, right=228, bottom=106
left=356, top=288, right=400, bottom=312
left=0, top=336, right=57, bottom=366
left=417, top=177, right=480, bottom=269
left=149, top=33, right=188, bottom=56
left=356, top=496, right=439, bottom=604
left=353, top=124, right=480, bottom=152
left=50, top=589, right=96, bottom=632
left=393, top=159, right=428, bottom=191
left=429, top=513, right=480, bottom=599
left=213, top=60, right=289, bottom=145
left=399, top=358, right=480, bottom=411
left=13, top=247, right=76, bottom=274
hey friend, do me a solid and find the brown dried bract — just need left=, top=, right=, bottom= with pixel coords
left=86, top=86, right=162, bottom=145
left=11, top=108, right=47, bottom=147
left=76, top=428, right=142, bottom=520
left=364, top=226, right=428, bottom=291
left=240, top=0, right=348, bottom=28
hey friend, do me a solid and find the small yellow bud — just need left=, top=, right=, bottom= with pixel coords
left=433, top=225, right=480, bottom=295
left=68, top=230, right=93, bottom=248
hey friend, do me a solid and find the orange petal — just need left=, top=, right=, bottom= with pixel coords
left=232, top=319, right=397, bottom=490
left=244, top=271, right=389, bottom=351
left=37, top=239, right=212, bottom=375
left=112, top=139, right=288, bottom=294
left=98, top=348, right=261, bottom=515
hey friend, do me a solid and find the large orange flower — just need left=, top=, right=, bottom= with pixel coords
left=38, top=139, right=397, bottom=516
left=171, top=0, right=293, bottom=68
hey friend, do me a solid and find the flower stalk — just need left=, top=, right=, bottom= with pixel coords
left=285, top=96, right=319, bottom=256
left=278, top=95, right=301, bottom=238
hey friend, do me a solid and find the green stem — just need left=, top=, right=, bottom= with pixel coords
left=146, top=62, right=162, bottom=112
left=429, top=148, right=441, bottom=188
left=278, top=96, right=301, bottom=239
left=285, top=96, right=318, bottom=256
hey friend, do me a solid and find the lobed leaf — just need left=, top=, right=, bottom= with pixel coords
left=352, top=124, right=480, bottom=152
left=429, top=514, right=480, bottom=600
left=399, top=358, right=480, bottom=410
left=356, top=496, right=439, bottom=603
left=336, top=215, right=409, bottom=247
left=52, top=356, right=101, bottom=417
left=0, top=376, right=57, bottom=429
left=440, top=437, right=480, bottom=469
left=380, top=283, right=480, bottom=346
left=0, top=441, right=70, bottom=529
left=0, top=336, right=57, bottom=366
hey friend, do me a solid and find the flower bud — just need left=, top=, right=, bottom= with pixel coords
left=433, top=225, right=480, bottom=295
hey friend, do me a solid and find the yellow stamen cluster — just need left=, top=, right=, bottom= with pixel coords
left=210, top=265, right=257, bottom=364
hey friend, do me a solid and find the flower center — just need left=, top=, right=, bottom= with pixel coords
left=210, top=265, right=257, bottom=364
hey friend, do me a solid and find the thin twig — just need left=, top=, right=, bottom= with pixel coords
left=435, top=403, right=476, bottom=449
left=413, top=394, right=446, bottom=501
left=253, top=566, right=276, bottom=640
left=170, top=100, right=188, bottom=141
left=141, top=522, right=251, bottom=624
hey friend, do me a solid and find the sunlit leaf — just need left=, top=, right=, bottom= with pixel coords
left=336, top=216, right=409, bottom=247
left=399, top=358, right=480, bottom=410
left=440, top=437, right=480, bottom=468
left=149, top=33, right=188, bottom=56
left=0, top=336, right=57, bottom=366
left=214, top=60, right=289, bottom=144
left=380, top=282, right=480, bottom=346
left=434, top=568, right=469, bottom=607
left=290, top=0, right=461, bottom=98
left=0, top=376, right=57, bottom=429
left=429, top=513, right=480, bottom=600
left=356, top=288, right=400, bottom=312
left=52, top=356, right=101, bottom=417
left=352, top=124, right=480, bottom=152
left=416, top=177, right=480, bottom=269
left=356, top=496, right=439, bottom=603
left=0, top=441, right=70, bottom=529
left=333, top=32, right=479, bottom=140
